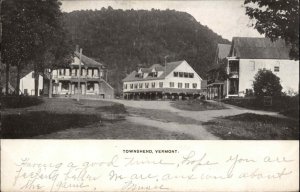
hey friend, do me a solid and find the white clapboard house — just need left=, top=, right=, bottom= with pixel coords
left=208, top=37, right=299, bottom=99
left=122, top=60, right=204, bottom=100
left=19, top=71, right=44, bottom=96
left=226, top=37, right=299, bottom=97
left=48, top=47, right=114, bottom=99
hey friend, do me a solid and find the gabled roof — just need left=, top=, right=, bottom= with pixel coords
left=122, top=60, right=185, bottom=82
left=229, top=37, right=291, bottom=59
left=73, top=51, right=104, bottom=67
left=217, top=44, right=231, bottom=60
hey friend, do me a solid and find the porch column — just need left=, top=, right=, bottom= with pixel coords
left=81, top=83, right=86, bottom=95
left=58, top=82, right=62, bottom=93
left=94, top=83, right=99, bottom=95
left=226, top=79, right=229, bottom=98
left=68, top=83, right=71, bottom=94
left=71, top=84, right=75, bottom=94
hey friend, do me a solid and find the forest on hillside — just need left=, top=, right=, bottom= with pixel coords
left=63, top=7, right=230, bottom=93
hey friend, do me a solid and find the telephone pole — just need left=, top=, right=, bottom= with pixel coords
left=77, top=48, right=82, bottom=101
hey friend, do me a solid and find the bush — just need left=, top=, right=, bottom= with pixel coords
left=253, top=69, right=282, bottom=97
left=0, top=96, right=43, bottom=109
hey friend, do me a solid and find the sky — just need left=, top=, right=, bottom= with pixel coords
left=61, top=0, right=264, bottom=41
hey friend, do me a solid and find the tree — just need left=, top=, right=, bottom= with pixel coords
left=1, top=0, right=36, bottom=95
left=42, top=29, right=73, bottom=98
left=1, top=0, right=69, bottom=96
left=29, top=0, right=67, bottom=97
left=244, top=0, right=299, bottom=59
left=253, top=69, right=282, bottom=97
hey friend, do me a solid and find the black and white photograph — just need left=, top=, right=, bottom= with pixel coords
left=0, top=0, right=299, bottom=191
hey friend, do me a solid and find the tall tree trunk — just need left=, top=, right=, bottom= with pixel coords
left=16, top=65, right=21, bottom=96
left=5, top=62, right=9, bottom=95
left=49, top=69, right=53, bottom=98
left=34, top=65, right=39, bottom=97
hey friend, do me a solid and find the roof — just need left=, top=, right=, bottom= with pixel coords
left=217, top=44, right=231, bottom=60
left=123, top=60, right=185, bottom=82
left=208, top=43, right=231, bottom=71
left=74, top=51, right=104, bottom=67
left=149, top=64, right=164, bottom=71
left=230, top=37, right=291, bottom=59
left=140, top=68, right=151, bottom=73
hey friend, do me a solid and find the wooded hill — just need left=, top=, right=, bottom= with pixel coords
left=63, top=7, right=230, bottom=94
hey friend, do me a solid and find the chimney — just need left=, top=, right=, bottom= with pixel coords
left=75, top=45, right=79, bottom=52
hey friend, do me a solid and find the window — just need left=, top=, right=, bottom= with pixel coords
left=178, top=83, right=183, bottom=88
left=134, top=84, right=138, bottom=89
left=179, top=72, right=183, bottom=77
left=87, top=82, right=94, bottom=91
left=188, top=73, right=194, bottom=78
left=274, top=61, right=280, bottom=72
left=32, top=72, right=35, bottom=78
left=130, top=84, right=133, bottom=89
left=139, top=83, right=143, bottom=88
left=159, top=82, right=163, bottom=88
left=249, top=61, right=255, bottom=71
left=153, top=72, right=158, bottom=77
left=151, top=82, right=155, bottom=88
left=192, top=83, right=197, bottom=89
left=145, top=83, right=149, bottom=88
left=184, top=72, right=189, bottom=78
left=174, top=72, right=178, bottom=77
left=62, top=81, right=69, bottom=90
left=124, top=84, right=127, bottom=89
left=170, top=82, right=174, bottom=88
left=185, top=83, right=189, bottom=88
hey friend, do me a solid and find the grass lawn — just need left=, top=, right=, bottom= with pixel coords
left=204, top=113, right=299, bottom=140
left=1, top=98, right=126, bottom=138
left=1, top=98, right=193, bottom=139
left=171, top=99, right=227, bottom=111
left=223, top=96, right=299, bottom=118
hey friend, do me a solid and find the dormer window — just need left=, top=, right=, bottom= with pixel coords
left=148, top=72, right=158, bottom=77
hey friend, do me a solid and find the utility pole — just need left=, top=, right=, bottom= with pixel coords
left=77, top=48, right=82, bottom=101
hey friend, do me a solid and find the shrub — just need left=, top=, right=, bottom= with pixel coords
left=253, top=69, right=282, bottom=97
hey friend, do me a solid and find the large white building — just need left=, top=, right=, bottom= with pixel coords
left=227, top=37, right=299, bottom=97
left=208, top=37, right=299, bottom=98
left=122, top=60, right=204, bottom=100
left=47, top=48, right=114, bottom=99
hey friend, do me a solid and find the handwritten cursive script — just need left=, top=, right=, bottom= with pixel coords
left=9, top=151, right=295, bottom=192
